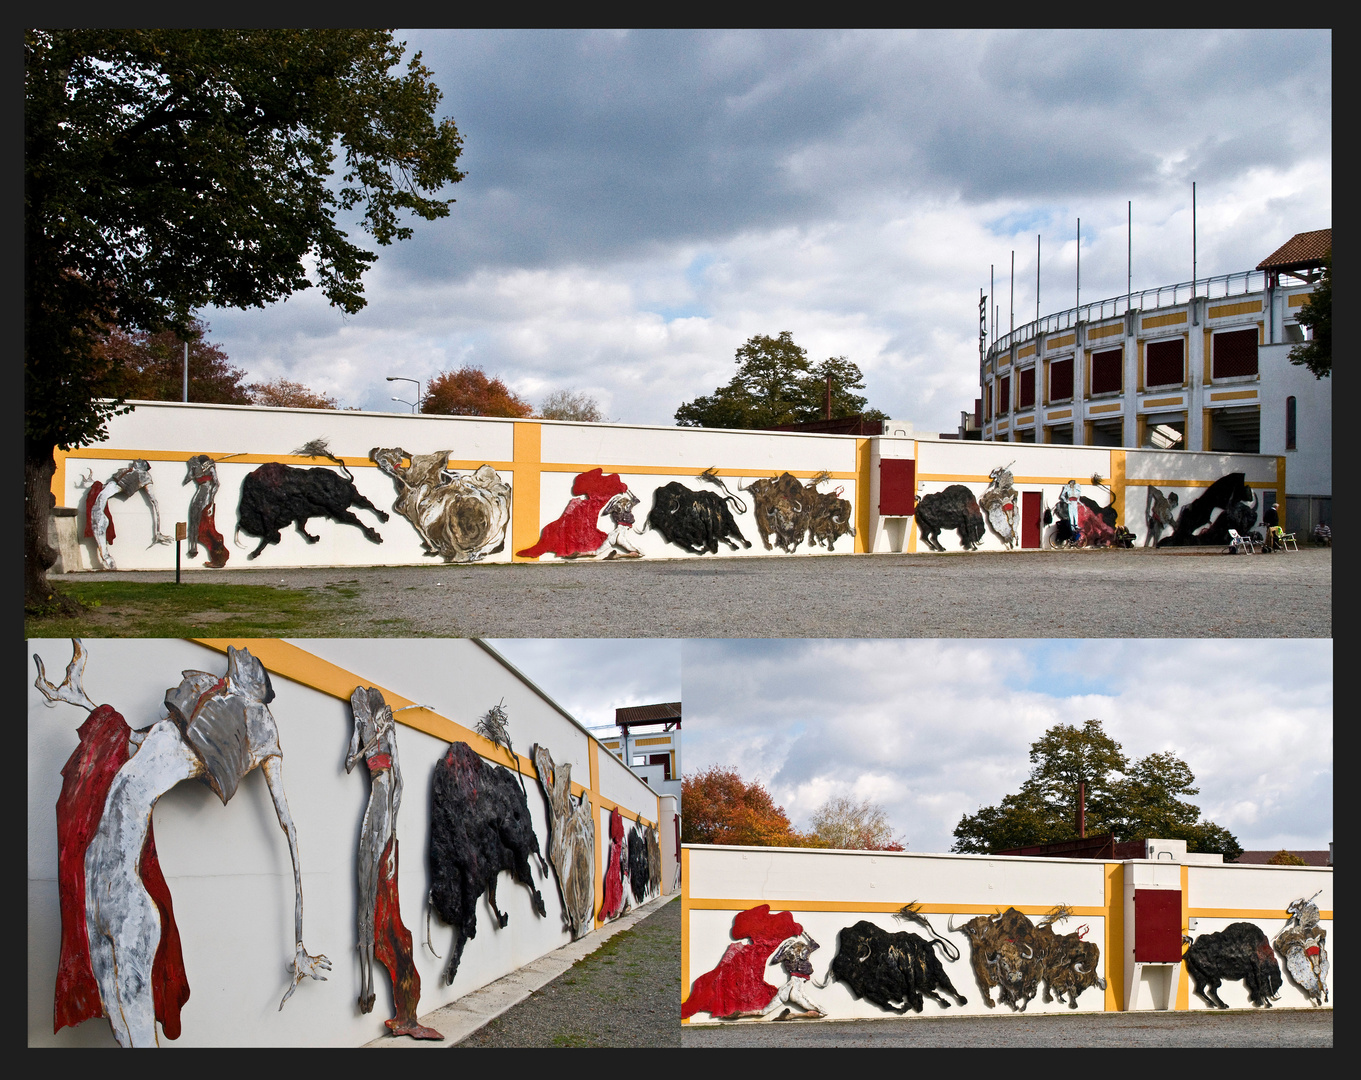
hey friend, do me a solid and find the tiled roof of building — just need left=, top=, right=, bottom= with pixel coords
left=615, top=702, right=682, bottom=727
left=1231, top=850, right=1331, bottom=867
left=1257, top=229, right=1331, bottom=271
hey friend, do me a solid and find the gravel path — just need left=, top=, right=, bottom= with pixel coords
left=73, top=547, right=1331, bottom=638
left=681, top=1007, right=1333, bottom=1048
left=453, top=895, right=680, bottom=1048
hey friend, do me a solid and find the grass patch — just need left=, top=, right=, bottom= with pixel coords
left=25, top=581, right=361, bottom=638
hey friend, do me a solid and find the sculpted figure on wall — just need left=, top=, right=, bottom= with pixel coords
left=370, top=448, right=511, bottom=562
left=81, top=459, right=173, bottom=570
left=39, top=640, right=328, bottom=1047
left=1274, top=893, right=1328, bottom=1006
left=531, top=743, right=596, bottom=938
left=428, top=741, right=547, bottom=985
left=978, top=464, right=1018, bottom=549
left=236, top=440, right=388, bottom=559
left=517, top=468, right=640, bottom=560
left=184, top=455, right=230, bottom=567
left=682, top=904, right=822, bottom=1020
left=346, top=688, right=442, bottom=1039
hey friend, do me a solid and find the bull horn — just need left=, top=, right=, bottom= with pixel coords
left=1021, top=944, right=1033, bottom=959
left=1074, top=963, right=1087, bottom=974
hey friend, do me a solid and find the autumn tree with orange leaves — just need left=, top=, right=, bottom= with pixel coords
left=681, top=766, right=824, bottom=848
left=422, top=366, right=533, bottom=418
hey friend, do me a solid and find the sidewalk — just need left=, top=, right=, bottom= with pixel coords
left=366, top=892, right=679, bottom=1048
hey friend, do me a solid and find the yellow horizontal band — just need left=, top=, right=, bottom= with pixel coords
left=1142, top=397, right=1185, bottom=408
left=1209, top=391, right=1258, bottom=401
left=1188, top=907, right=1332, bottom=921
left=685, top=898, right=1107, bottom=917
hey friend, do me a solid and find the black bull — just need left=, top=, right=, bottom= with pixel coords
left=236, top=461, right=388, bottom=558
left=825, top=921, right=967, bottom=1013
left=1183, top=922, right=1283, bottom=1009
left=915, top=485, right=986, bottom=551
left=429, top=742, right=547, bottom=986
left=643, top=482, right=751, bottom=555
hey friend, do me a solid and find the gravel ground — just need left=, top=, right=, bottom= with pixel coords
left=454, top=895, right=681, bottom=1048
left=681, top=1007, right=1333, bottom=1048
left=68, top=546, right=1331, bottom=638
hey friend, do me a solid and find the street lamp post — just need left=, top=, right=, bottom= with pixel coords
left=386, top=376, right=422, bottom=414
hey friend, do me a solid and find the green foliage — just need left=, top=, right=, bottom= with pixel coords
left=1289, top=253, right=1331, bottom=378
left=951, top=719, right=1241, bottom=857
left=25, top=29, right=463, bottom=603
left=675, top=331, right=886, bottom=428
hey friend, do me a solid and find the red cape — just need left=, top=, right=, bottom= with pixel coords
left=681, top=905, right=802, bottom=1019
left=516, top=469, right=628, bottom=558
left=54, top=706, right=189, bottom=1038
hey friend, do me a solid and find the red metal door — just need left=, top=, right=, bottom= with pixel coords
left=1134, top=889, right=1184, bottom=962
left=1022, top=490, right=1042, bottom=548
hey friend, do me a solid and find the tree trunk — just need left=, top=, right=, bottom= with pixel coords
left=25, top=439, right=76, bottom=611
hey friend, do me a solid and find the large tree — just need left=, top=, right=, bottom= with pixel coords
left=248, top=378, right=339, bottom=410
left=951, top=719, right=1240, bottom=859
left=675, top=331, right=887, bottom=428
left=539, top=388, right=605, bottom=422
left=422, top=367, right=534, bottom=418
left=681, top=766, right=822, bottom=848
left=1289, top=252, right=1330, bottom=379
left=25, top=29, right=464, bottom=609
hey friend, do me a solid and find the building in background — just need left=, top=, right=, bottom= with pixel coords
left=599, top=702, right=682, bottom=803
left=979, top=230, right=1330, bottom=535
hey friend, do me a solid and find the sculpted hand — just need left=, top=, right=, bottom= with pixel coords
left=279, top=943, right=331, bottom=1010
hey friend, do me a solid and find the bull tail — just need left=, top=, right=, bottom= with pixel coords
left=232, top=525, right=247, bottom=549
left=698, top=467, right=747, bottom=514
left=425, top=890, right=443, bottom=958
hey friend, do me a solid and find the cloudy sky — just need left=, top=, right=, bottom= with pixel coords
left=679, top=639, right=1333, bottom=855
left=486, top=639, right=682, bottom=735
left=203, top=29, right=1331, bottom=433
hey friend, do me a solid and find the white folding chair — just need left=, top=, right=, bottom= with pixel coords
left=1273, top=526, right=1298, bottom=552
left=1227, top=529, right=1257, bottom=555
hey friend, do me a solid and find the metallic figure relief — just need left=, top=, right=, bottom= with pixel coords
left=682, top=904, right=812, bottom=1020
left=370, top=448, right=510, bottom=562
left=914, top=485, right=985, bottom=552
left=38, top=641, right=328, bottom=1047
left=950, top=906, right=1105, bottom=1012
left=817, top=910, right=965, bottom=1014
left=531, top=743, right=596, bottom=939
left=183, top=455, right=230, bottom=567
left=599, top=809, right=626, bottom=922
left=81, top=459, right=173, bottom=570
left=1048, top=477, right=1127, bottom=548
left=1158, top=472, right=1259, bottom=547
left=1183, top=921, right=1283, bottom=1009
left=1144, top=485, right=1180, bottom=547
left=346, top=688, right=441, bottom=1040
left=979, top=464, right=1018, bottom=549
left=1274, top=893, right=1328, bottom=1006
left=235, top=440, right=388, bottom=559
left=742, top=471, right=855, bottom=553
left=516, top=468, right=639, bottom=560
left=427, top=742, right=547, bottom=986
left=642, top=469, right=751, bottom=555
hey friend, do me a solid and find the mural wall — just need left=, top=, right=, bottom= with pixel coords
left=682, top=845, right=1332, bottom=1023
left=55, top=402, right=1286, bottom=569
left=28, top=638, right=673, bottom=1048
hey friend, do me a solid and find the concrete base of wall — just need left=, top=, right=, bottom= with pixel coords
left=47, top=508, right=80, bottom=574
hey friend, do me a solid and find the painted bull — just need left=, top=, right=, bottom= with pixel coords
left=628, top=825, right=650, bottom=903
left=951, top=908, right=1042, bottom=1010
left=1032, top=914, right=1106, bottom=1008
left=915, top=485, right=986, bottom=552
left=371, top=448, right=510, bottom=562
left=743, top=472, right=808, bottom=553
left=428, top=741, right=547, bottom=986
left=1184, top=922, right=1283, bottom=1009
left=803, top=475, right=856, bottom=550
left=1159, top=472, right=1258, bottom=548
left=643, top=474, right=751, bottom=555
left=236, top=460, right=388, bottom=558
left=822, top=920, right=967, bottom=1014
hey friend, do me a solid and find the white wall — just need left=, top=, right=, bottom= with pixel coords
left=28, top=638, right=662, bottom=1047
